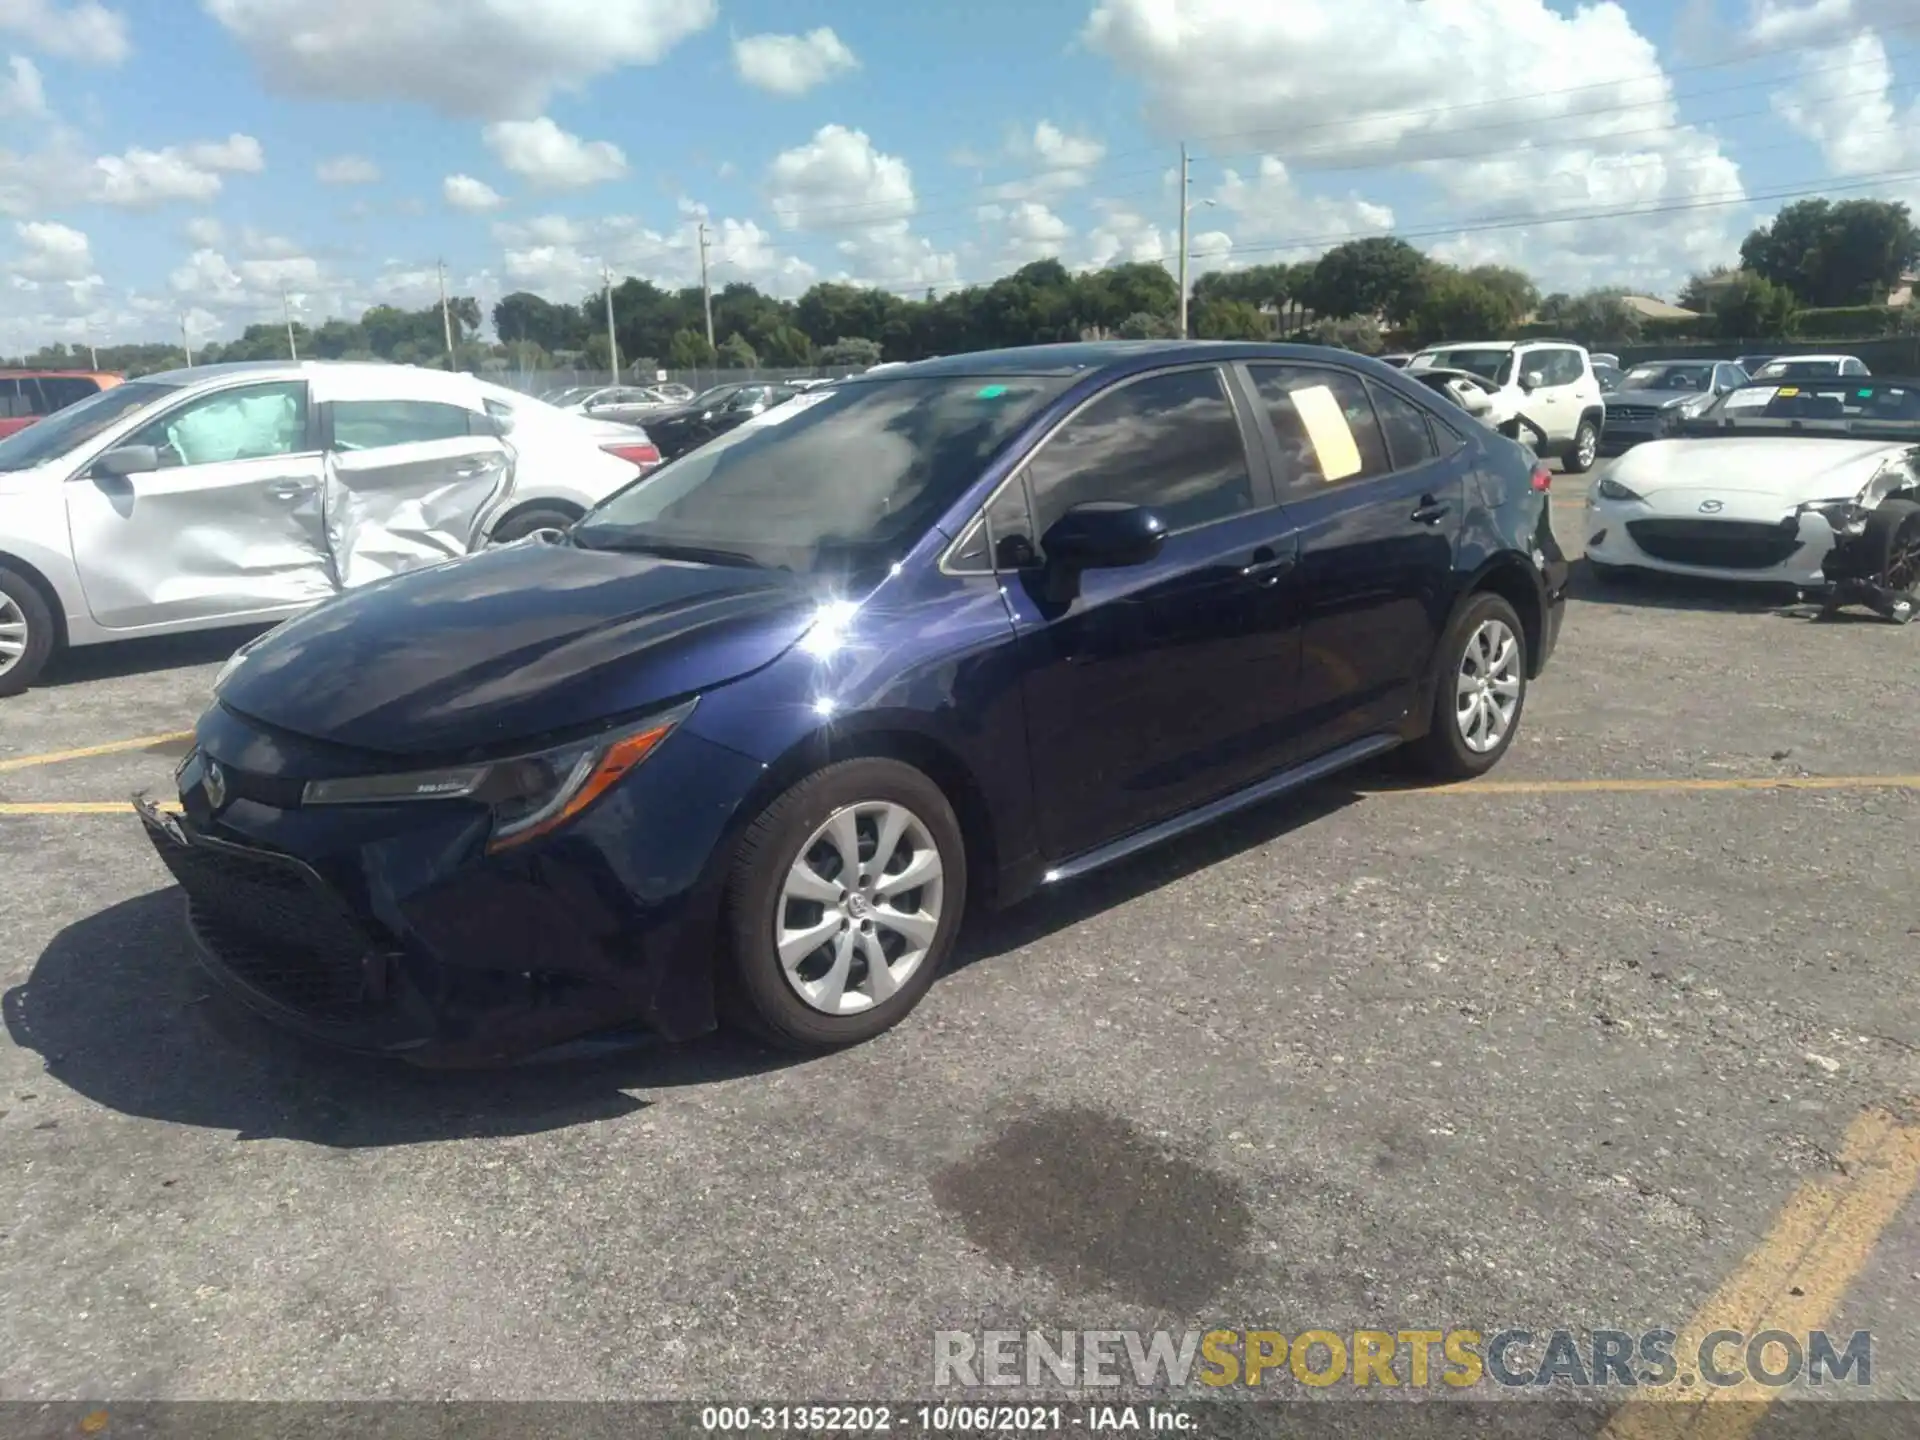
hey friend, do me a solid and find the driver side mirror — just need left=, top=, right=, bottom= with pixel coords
left=1036, top=501, right=1167, bottom=604
left=1520, top=371, right=1545, bottom=393
left=93, top=444, right=159, bottom=478
left=474, top=412, right=511, bottom=438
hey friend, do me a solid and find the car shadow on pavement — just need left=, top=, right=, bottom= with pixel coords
left=36, top=624, right=272, bottom=688
left=5, top=887, right=797, bottom=1149
left=950, top=780, right=1365, bottom=972
left=1567, top=558, right=1807, bottom=615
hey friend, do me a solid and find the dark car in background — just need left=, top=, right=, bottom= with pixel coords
left=642, top=380, right=799, bottom=459
left=1600, top=358, right=1749, bottom=452
left=0, top=369, right=124, bottom=438
left=140, top=341, right=1566, bottom=1065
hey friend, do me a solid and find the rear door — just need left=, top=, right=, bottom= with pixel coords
left=1241, top=362, right=1467, bottom=751
left=317, top=391, right=513, bottom=589
left=63, top=379, right=335, bottom=629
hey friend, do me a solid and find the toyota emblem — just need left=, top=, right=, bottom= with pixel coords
left=1698, top=499, right=1725, bottom=513
left=203, top=760, right=228, bottom=810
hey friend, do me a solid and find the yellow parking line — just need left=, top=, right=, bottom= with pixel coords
left=1363, top=774, right=1920, bottom=797
left=0, top=730, right=194, bottom=773
left=1602, top=1107, right=1920, bottom=1438
left=0, top=800, right=179, bottom=816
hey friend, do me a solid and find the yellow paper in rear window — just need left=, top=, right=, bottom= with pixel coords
left=1291, top=384, right=1363, bottom=481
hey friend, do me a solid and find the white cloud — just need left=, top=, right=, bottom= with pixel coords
left=0, top=0, right=129, bottom=65
left=976, top=200, right=1072, bottom=266
left=169, top=245, right=326, bottom=313
left=0, top=53, right=44, bottom=116
left=316, top=154, right=380, bottom=185
left=1746, top=0, right=1856, bottom=47
left=184, top=216, right=224, bottom=247
left=990, top=121, right=1108, bottom=202
left=9, top=218, right=92, bottom=280
left=495, top=211, right=817, bottom=301
left=483, top=116, right=627, bottom=189
left=731, top=27, right=858, bottom=97
left=766, top=123, right=957, bottom=288
left=1084, top=0, right=1750, bottom=291
left=443, top=173, right=505, bottom=211
left=203, top=0, right=717, bottom=119
left=1210, top=156, right=1395, bottom=259
left=1085, top=202, right=1170, bottom=269
left=88, top=133, right=265, bottom=208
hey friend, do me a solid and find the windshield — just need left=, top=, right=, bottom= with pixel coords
left=0, top=379, right=173, bottom=472
left=1620, top=363, right=1715, bottom=392
left=1703, top=378, right=1920, bottom=423
left=1754, top=358, right=1844, bottom=379
left=573, top=373, right=1070, bottom=582
left=1417, top=348, right=1514, bottom=385
left=685, top=383, right=744, bottom=408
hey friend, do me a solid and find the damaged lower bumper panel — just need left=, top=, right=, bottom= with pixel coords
left=133, top=796, right=658, bottom=1066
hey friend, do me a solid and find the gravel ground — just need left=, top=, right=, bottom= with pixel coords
left=1, top=468, right=1917, bottom=1420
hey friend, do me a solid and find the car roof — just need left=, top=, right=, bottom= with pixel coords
left=1625, top=357, right=1722, bottom=367
left=136, top=359, right=474, bottom=387
left=864, top=340, right=1444, bottom=382
left=1760, top=354, right=1856, bottom=363
left=0, top=368, right=122, bottom=381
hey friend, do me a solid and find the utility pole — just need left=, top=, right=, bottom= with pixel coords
left=697, top=221, right=715, bottom=351
left=602, top=263, right=620, bottom=384
left=282, top=289, right=299, bottom=360
left=437, top=259, right=455, bottom=365
left=179, top=316, right=194, bottom=368
left=1176, top=142, right=1191, bottom=339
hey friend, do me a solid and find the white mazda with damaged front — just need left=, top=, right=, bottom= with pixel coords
left=1584, top=376, right=1920, bottom=621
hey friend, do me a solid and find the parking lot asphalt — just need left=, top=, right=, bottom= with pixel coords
left=3, top=463, right=1919, bottom=1419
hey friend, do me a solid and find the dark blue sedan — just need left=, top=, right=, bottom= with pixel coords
left=138, top=342, right=1568, bottom=1063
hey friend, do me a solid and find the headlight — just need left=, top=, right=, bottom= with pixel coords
left=1596, top=476, right=1643, bottom=502
left=1666, top=395, right=1713, bottom=420
left=1800, top=498, right=1873, bottom=535
left=301, top=698, right=695, bottom=853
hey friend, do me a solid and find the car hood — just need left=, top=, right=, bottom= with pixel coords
left=1608, top=436, right=1916, bottom=504
left=216, top=537, right=823, bottom=758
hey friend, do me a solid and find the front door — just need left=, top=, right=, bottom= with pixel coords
left=993, top=364, right=1306, bottom=862
left=1240, top=363, right=1465, bottom=750
left=64, top=379, right=334, bottom=629
left=321, top=397, right=514, bottom=587
left=1519, top=346, right=1584, bottom=443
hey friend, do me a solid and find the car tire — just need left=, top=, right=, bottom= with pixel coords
left=490, top=507, right=581, bottom=545
left=721, top=758, right=967, bottom=1052
left=1407, top=591, right=1529, bottom=781
left=0, top=565, right=55, bottom=699
left=1564, top=418, right=1600, bottom=474
left=1861, top=498, right=1920, bottom=596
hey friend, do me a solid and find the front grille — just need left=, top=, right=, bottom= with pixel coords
left=1606, top=404, right=1662, bottom=424
left=1627, top=518, right=1802, bottom=570
left=144, top=823, right=389, bottom=1020
left=218, top=766, right=306, bottom=809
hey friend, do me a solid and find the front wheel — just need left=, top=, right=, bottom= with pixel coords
left=721, top=758, right=967, bottom=1051
left=1564, top=419, right=1599, bottom=474
left=1407, top=592, right=1529, bottom=781
left=489, top=506, right=581, bottom=545
left=0, top=566, right=56, bottom=698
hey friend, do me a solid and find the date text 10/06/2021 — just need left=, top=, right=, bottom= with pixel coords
left=700, top=1406, right=1189, bottom=1432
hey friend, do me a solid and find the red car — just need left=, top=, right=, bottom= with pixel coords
left=0, top=370, right=124, bottom=439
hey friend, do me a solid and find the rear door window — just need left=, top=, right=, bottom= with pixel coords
left=1367, top=381, right=1441, bottom=472
left=330, top=399, right=479, bottom=450
left=37, top=377, right=102, bottom=412
left=1246, top=364, right=1391, bottom=493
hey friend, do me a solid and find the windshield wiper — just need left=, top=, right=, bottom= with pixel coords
left=573, top=530, right=769, bottom=568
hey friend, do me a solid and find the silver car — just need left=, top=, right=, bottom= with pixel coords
left=0, top=360, right=656, bottom=695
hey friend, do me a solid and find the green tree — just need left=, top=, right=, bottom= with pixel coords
left=1303, top=237, right=1432, bottom=324
left=668, top=328, right=716, bottom=367
left=758, top=324, right=813, bottom=366
left=1192, top=298, right=1270, bottom=340
left=1709, top=272, right=1799, bottom=339
left=717, top=332, right=759, bottom=368
left=1551, top=289, right=1644, bottom=343
left=1462, top=265, right=1540, bottom=323
left=818, top=336, right=883, bottom=367
left=1741, top=198, right=1920, bottom=307
left=1113, top=310, right=1181, bottom=339
left=1308, top=315, right=1384, bottom=353
left=1677, top=266, right=1739, bottom=314
left=1410, top=268, right=1525, bottom=343
left=494, top=291, right=587, bottom=351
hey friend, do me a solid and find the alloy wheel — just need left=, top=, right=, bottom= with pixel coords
left=0, top=593, right=28, bottom=679
left=775, top=800, right=946, bottom=1015
left=1456, top=617, right=1522, bottom=754
left=1576, top=426, right=1597, bottom=469
left=1887, top=524, right=1920, bottom=593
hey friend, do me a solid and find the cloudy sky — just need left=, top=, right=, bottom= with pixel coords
left=2, top=0, right=1917, bottom=352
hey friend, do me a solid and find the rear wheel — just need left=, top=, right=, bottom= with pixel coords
left=1407, top=592, right=1529, bottom=780
left=721, top=758, right=967, bottom=1051
left=0, top=566, right=55, bottom=698
left=1564, top=419, right=1599, bottom=474
left=490, top=505, right=581, bottom=545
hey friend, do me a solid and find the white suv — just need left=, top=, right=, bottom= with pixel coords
left=1407, top=340, right=1605, bottom=472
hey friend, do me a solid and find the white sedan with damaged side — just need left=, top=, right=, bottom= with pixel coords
left=1584, top=375, right=1920, bottom=621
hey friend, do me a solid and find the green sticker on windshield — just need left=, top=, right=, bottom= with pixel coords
left=1859, top=388, right=1873, bottom=397
left=976, top=384, right=1009, bottom=399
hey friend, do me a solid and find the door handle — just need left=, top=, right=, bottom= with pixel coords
left=453, top=463, right=493, bottom=478
left=1410, top=495, right=1450, bottom=525
left=267, top=481, right=311, bottom=501
left=1241, top=547, right=1296, bottom=584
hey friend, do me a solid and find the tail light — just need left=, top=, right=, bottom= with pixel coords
left=602, top=441, right=661, bottom=468
left=1530, top=463, right=1552, bottom=493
